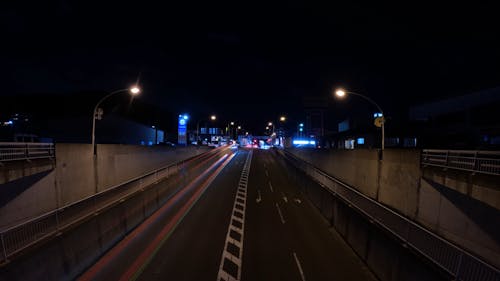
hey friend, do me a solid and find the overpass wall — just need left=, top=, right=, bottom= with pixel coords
left=0, top=158, right=54, bottom=185
left=286, top=148, right=500, bottom=268
left=0, top=144, right=209, bottom=229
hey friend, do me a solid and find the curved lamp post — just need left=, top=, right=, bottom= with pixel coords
left=335, top=89, right=385, bottom=152
left=91, top=86, right=140, bottom=156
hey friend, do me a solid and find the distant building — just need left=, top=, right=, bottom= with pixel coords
left=0, top=93, right=169, bottom=145
left=409, top=86, right=500, bottom=149
left=303, top=96, right=327, bottom=138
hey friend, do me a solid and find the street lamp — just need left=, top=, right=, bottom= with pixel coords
left=268, top=122, right=275, bottom=134
left=334, top=88, right=385, bottom=152
left=196, top=115, right=217, bottom=143
left=226, top=121, right=235, bottom=138
left=91, top=86, right=141, bottom=156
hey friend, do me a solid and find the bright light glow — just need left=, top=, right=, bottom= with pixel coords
left=183, top=115, right=189, bottom=120
left=211, top=115, right=216, bottom=120
left=293, top=139, right=316, bottom=146
left=152, top=125, right=155, bottom=129
left=357, top=138, right=365, bottom=144
left=268, top=122, right=273, bottom=126
left=280, top=116, right=286, bottom=122
left=299, top=123, right=304, bottom=127
left=266, top=126, right=269, bottom=130
left=373, top=113, right=383, bottom=118
left=293, top=140, right=309, bottom=145
left=230, top=121, right=234, bottom=125
left=299, top=128, right=303, bottom=132
left=335, top=89, right=346, bottom=98
left=237, top=126, right=241, bottom=129
left=130, top=86, right=141, bottom=95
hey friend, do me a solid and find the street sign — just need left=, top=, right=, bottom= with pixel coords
left=178, top=115, right=188, bottom=145
left=374, top=117, right=385, bottom=127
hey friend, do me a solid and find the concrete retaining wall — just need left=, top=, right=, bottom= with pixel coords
left=0, top=144, right=209, bottom=229
left=0, top=158, right=54, bottom=185
left=286, top=148, right=500, bottom=268
left=287, top=161, right=447, bottom=281
left=0, top=145, right=221, bottom=281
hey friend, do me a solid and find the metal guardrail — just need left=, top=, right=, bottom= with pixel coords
left=0, top=147, right=221, bottom=263
left=0, top=142, right=55, bottom=162
left=422, top=149, right=500, bottom=176
left=279, top=149, right=500, bottom=281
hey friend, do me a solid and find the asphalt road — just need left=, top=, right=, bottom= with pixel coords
left=79, top=147, right=376, bottom=281
left=242, top=148, right=375, bottom=281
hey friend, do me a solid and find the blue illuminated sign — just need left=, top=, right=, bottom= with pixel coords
left=178, top=114, right=188, bottom=145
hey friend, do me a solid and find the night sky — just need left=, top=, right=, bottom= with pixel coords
left=1, top=1, right=499, bottom=133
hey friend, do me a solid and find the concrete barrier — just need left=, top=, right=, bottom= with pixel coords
left=0, top=144, right=209, bottom=229
left=285, top=157, right=450, bottom=281
left=0, top=158, right=54, bottom=185
left=0, top=145, right=223, bottom=281
left=286, top=147, right=500, bottom=269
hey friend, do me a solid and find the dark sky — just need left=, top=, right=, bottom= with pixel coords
left=1, top=1, right=499, bottom=133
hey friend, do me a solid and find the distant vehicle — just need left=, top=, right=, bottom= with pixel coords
left=208, top=141, right=219, bottom=148
left=159, top=141, right=175, bottom=147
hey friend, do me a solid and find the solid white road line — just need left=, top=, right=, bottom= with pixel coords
left=293, top=252, right=306, bottom=281
left=275, top=203, right=285, bottom=224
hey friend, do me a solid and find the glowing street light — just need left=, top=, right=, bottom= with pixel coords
left=211, top=115, right=217, bottom=121
left=279, top=116, right=286, bottom=122
left=91, top=86, right=141, bottom=156
left=130, top=86, right=141, bottom=95
left=334, top=88, right=385, bottom=153
left=335, top=89, right=346, bottom=98
left=226, top=121, right=236, bottom=137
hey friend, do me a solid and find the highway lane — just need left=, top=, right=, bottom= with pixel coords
left=242, top=149, right=376, bottom=281
left=78, top=146, right=238, bottom=281
left=136, top=149, right=248, bottom=280
left=79, top=147, right=376, bottom=280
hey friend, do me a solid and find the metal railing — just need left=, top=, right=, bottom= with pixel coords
left=279, top=149, right=500, bottom=281
left=422, top=149, right=500, bottom=176
left=0, top=147, right=222, bottom=263
left=0, top=142, right=55, bottom=162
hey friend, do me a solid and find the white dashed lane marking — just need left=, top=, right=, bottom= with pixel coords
left=281, top=192, right=288, bottom=203
left=293, top=252, right=306, bottom=281
left=275, top=203, right=285, bottom=224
